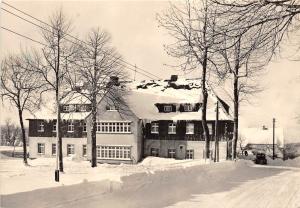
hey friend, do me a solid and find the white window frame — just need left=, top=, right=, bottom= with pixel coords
left=186, top=149, right=194, bottom=159
left=38, top=121, right=44, bottom=132
left=164, top=105, right=172, bottom=112
left=184, top=104, right=193, bottom=112
left=68, top=120, right=74, bottom=132
left=168, top=149, right=176, bottom=158
left=96, top=121, right=131, bottom=134
left=96, top=145, right=131, bottom=160
left=53, top=121, right=57, bottom=132
left=63, top=105, right=70, bottom=112
left=82, top=145, right=87, bottom=157
left=151, top=122, right=159, bottom=134
left=37, top=143, right=45, bottom=154
left=168, top=123, right=176, bottom=134
left=79, top=105, right=86, bottom=112
left=186, top=123, right=194, bottom=134
left=67, top=144, right=75, bottom=156
left=52, top=143, right=56, bottom=155
left=107, top=105, right=118, bottom=111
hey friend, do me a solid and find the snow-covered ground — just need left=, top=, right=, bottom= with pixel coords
left=1, top=146, right=300, bottom=208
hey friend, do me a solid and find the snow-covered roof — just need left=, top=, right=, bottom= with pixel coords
left=60, top=91, right=91, bottom=105
left=240, top=127, right=285, bottom=147
left=124, top=78, right=233, bottom=121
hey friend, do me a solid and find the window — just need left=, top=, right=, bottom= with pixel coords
left=186, top=123, right=194, bottom=134
left=186, top=149, right=194, bottom=159
left=52, top=143, right=56, bottom=155
left=150, top=148, right=159, bottom=157
left=53, top=121, right=57, bottom=132
left=168, top=123, right=176, bottom=134
left=63, top=105, right=70, bottom=112
left=184, top=104, right=193, bottom=112
left=79, top=105, right=86, bottom=112
left=107, top=105, right=118, bottom=111
left=207, top=123, right=213, bottom=135
left=82, top=145, right=87, bottom=157
left=38, top=121, right=44, bottom=132
left=164, top=105, right=172, bottom=112
left=67, top=144, right=75, bottom=156
left=168, top=149, right=176, bottom=158
left=151, top=123, right=159, bottom=134
left=37, top=143, right=45, bottom=154
left=68, top=120, right=74, bottom=132
left=69, top=104, right=75, bottom=112
left=96, top=122, right=131, bottom=133
left=96, top=145, right=131, bottom=160
left=83, top=122, right=87, bottom=132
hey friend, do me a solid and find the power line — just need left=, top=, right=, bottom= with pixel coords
left=0, top=26, right=155, bottom=80
left=1, top=26, right=47, bottom=46
left=2, top=1, right=162, bottom=80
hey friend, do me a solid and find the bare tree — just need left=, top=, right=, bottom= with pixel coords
left=25, top=9, right=77, bottom=172
left=1, top=54, right=43, bottom=165
left=71, top=28, right=128, bottom=167
left=158, top=0, right=225, bottom=159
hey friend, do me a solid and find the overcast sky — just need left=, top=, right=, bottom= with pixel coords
left=1, top=1, right=300, bottom=141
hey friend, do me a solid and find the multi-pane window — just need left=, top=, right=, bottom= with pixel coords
left=37, top=143, right=45, bottom=154
left=186, top=149, right=194, bottom=159
left=52, top=143, right=56, bottom=155
left=184, top=104, right=193, bottom=112
left=151, top=123, right=159, bottom=134
left=68, top=105, right=75, bottom=112
left=186, top=123, right=194, bottom=134
left=82, top=145, right=87, bottom=157
left=79, top=105, right=86, bottom=112
left=68, top=120, right=74, bottom=132
left=168, top=123, right=176, bottom=134
left=96, top=122, right=131, bottom=133
left=67, top=144, right=75, bottom=156
left=96, top=145, right=131, bottom=160
left=53, top=121, right=57, bottom=132
left=63, top=105, right=70, bottom=112
left=38, top=121, right=44, bottom=132
left=83, top=122, right=87, bottom=132
left=150, top=148, right=159, bottom=157
left=164, top=105, right=172, bottom=112
left=168, top=149, right=176, bottom=158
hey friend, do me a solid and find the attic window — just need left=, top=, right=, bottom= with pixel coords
left=184, top=104, right=192, bottom=112
left=164, top=105, right=172, bottom=112
left=63, top=105, right=69, bottom=112
left=107, top=105, right=118, bottom=111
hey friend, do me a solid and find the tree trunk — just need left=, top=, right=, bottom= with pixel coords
left=202, top=47, right=210, bottom=159
left=56, top=92, right=64, bottom=172
left=91, top=97, right=97, bottom=167
left=18, top=109, right=28, bottom=165
left=232, top=74, right=239, bottom=160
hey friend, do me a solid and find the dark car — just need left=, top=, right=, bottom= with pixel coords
left=254, top=152, right=267, bottom=165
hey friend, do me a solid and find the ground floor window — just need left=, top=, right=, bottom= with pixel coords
left=150, top=148, right=159, bottom=157
left=67, top=144, right=75, bottom=156
left=186, top=149, right=194, bottom=159
left=96, top=145, right=131, bottom=160
left=37, top=143, right=45, bottom=154
left=168, top=149, right=176, bottom=158
left=52, top=143, right=56, bottom=155
left=82, top=145, right=87, bottom=157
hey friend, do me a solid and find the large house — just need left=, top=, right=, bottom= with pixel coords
left=27, top=76, right=234, bottom=163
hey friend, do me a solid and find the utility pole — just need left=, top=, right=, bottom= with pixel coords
left=273, top=118, right=276, bottom=160
left=214, top=101, right=219, bottom=162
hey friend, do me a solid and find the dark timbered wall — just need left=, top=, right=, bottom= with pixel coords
left=145, top=120, right=233, bottom=141
left=28, top=119, right=87, bottom=138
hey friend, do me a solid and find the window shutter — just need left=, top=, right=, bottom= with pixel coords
left=177, top=120, right=186, bottom=136
left=159, top=120, right=168, bottom=136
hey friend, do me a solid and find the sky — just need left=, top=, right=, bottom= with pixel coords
left=1, top=0, right=300, bottom=142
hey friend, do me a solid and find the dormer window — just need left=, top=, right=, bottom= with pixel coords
left=69, top=105, right=75, bottom=112
left=107, top=105, right=118, bottom=111
left=79, top=105, right=86, bottom=112
left=63, top=105, right=70, bottom=112
left=184, top=104, right=192, bottom=112
left=164, top=105, right=172, bottom=112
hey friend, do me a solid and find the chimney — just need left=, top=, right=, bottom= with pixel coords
left=109, top=76, right=120, bottom=86
left=170, top=75, right=178, bottom=82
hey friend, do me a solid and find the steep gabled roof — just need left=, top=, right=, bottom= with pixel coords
left=124, top=78, right=233, bottom=121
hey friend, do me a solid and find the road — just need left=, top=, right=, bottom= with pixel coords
left=1, top=162, right=300, bottom=208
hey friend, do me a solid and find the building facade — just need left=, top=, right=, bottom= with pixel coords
left=27, top=76, right=233, bottom=163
